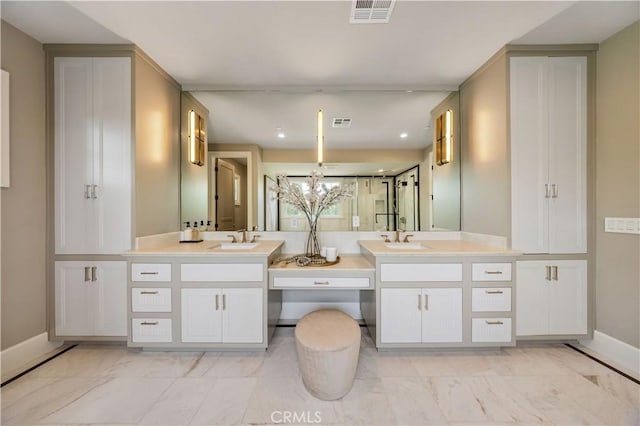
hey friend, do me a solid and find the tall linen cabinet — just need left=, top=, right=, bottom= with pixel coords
left=460, top=45, right=595, bottom=341
left=46, top=46, right=181, bottom=341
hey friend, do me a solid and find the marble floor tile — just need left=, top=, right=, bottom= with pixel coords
left=138, top=378, right=216, bottom=425
left=1, top=377, right=110, bottom=425
left=340, top=378, right=397, bottom=425
left=243, top=375, right=343, bottom=425
left=190, top=377, right=257, bottom=425
left=382, top=377, right=447, bottom=425
left=39, top=377, right=175, bottom=424
left=202, top=351, right=265, bottom=378
left=0, top=377, right=57, bottom=409
left=105, top=350, right=204, bottom=378
left=26, top=345, right=127, bottom=379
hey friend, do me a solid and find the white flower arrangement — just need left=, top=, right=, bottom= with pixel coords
left=272, top=171, right=353, bottom=258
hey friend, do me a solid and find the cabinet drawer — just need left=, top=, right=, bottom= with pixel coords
left=131, top=264, right=171, bottom=282
left=131, top=288, right=172, bottom=312
left=472, top=263, right=512, bottom=281
left=380, top=263, right=462, bottom=282
left=181, top=264, right=263, bottom=282
left=131, top=318, right=172, bottom=343
left=273, top=276, right=370, bottom=289
left=472, top=318, right=512, bottom=343
left=472, top=288, right=512, bottom=312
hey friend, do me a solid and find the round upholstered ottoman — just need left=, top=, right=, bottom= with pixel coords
left=295, top=309, right=361, bottom=400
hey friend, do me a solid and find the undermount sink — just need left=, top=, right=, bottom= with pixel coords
left=384, top=242, right=429, bottom=249
left=217, top=242, right=259, bottom=250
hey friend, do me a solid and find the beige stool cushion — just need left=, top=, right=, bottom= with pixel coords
left=295, top=309, right=361, bottom=400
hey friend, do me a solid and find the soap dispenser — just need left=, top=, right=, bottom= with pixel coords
left=191, top=220, right=200, bottom=241
left=206, top=220, right=213, bottom=231
left=183, top=222, right=193, bottom=241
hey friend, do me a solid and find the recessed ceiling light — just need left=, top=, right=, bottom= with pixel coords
left=277, top=132, right=285, bottom=139
left=400, top=132, right=408, bottom=139
left=378, top=169, right=384, bottom=173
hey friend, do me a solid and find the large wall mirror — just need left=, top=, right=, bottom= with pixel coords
left=181, top=91, right=461, bottom=232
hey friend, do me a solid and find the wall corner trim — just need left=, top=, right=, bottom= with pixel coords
left=1, top=332, right=63, bottom=382
left=579, top=330, right=640, bottom=378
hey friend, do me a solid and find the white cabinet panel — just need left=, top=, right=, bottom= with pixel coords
left=472, top=263, right=512, bottom=281
left=222, top=288, right=263, bottom=343
left=380, top=288, right=422, bottom=343
left=131, top=319, right=172, bottom=343
left=472, top=288, right=512, bottom=312
left=180, top=263, right=263, bottom=282
left=181, top=288, right=222, bottom=343
left=516, top=260, right=587, bottom=337
left=421, top=288, right=462, bottom=343
left=55, top=261, right=127, bottom=337
left=272, top=276, right=370, bottom=289
left=472, top=318, right=512, bottom=343
left=54, top=57, right=131, bottom=255
left=132, top=288, right=172, bottom=313
left=131, top=264, right=172, bottom=282
left=510, top=56, right=587, bottom=255
left=380, top=287, right=462, bottom=344
left=380, top=263, right=462, bottom=282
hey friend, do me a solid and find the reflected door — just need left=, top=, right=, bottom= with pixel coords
left=215, top=159, right=235, bottom=231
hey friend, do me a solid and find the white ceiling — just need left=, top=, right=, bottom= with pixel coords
left=2, top=0, right=638, bottom=152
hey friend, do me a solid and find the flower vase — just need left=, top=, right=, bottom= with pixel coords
left=305, top=217, right=321, bottom=258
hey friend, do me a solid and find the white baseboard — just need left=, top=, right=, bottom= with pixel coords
left=1, top=332, right=63, bottom=382
left=579, top=330, right=640, bottom=377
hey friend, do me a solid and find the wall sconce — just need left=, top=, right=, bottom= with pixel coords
left=317, top=109, right=324, bottom=166
left=188, top=109, right=205, bottom=166
left=436, top=109, right=453, bottom=166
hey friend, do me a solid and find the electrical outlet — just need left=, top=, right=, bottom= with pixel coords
left=291, top=218, right=298, bottom=228
left=352, top=215, right=360, bottom=227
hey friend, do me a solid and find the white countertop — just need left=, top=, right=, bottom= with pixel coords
left=125, top=240, right=285, bottom=257
left=269, top=254, right=374, bottom=271
left=358, top=239, right=520, bottom=257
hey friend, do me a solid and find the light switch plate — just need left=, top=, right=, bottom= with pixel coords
left=604, top=217, right=640, bottom=234
left=352, top=215, right=360, bottom=227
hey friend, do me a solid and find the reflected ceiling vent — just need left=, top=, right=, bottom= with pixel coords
left=350, top=0, right=396, bottom=24
left=332, top=118, right=352, bottom=128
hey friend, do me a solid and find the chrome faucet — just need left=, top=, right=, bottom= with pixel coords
left=394, top=230, right=402, bottom=243
left=237, top=229, right=248, bottom=243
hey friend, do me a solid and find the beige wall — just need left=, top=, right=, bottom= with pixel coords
left=430, top=92, right=461, bottom=231
left=180, top=92, right=209, bottom=223
left=134, top=54, right=181, bottom=237
left=0, top=21, right=47, bottom=349
left=459, top=54, right=510, bottom=237
left=594, top=21, right=640, bottom=348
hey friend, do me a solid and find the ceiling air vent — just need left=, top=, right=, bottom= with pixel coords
left=332, top=118, right=352, bottom=128
left=350, top=0, right=396, bottom=24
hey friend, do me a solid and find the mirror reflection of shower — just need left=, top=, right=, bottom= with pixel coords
left=277, top=165, right=420, bottom=232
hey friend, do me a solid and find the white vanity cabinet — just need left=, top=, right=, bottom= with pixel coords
left=54, top=56, right=132, bottom=255
left=181, top=288, right=263, bottom=343
left=510, top=56, right=587, bottom=254
left=516, top=260, right=587, bottom=337
left=55, top=261, right=127, bottom=337
left=381, top=287, right=462, bottom=343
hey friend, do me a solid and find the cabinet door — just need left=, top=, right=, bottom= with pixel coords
left=91, top=58, right=132, bottom=253
left=516, top=261, right=549, bottom=336
left=55, top=261, right=92, bottom=336
left=547, top=57, right=587, bottom=254
left=510, top=56, right=549, bottom=254
left=549, top=260, right=587, bottom=335
left=380, top=288, right=422, bottom=343
left=421, top=288, right=462, bottom=343
left=54, top=58, right=94, bottom=254
left=181, top=288, right=222, bottom=343
left=221, top=288, right=263, bottom=343
left=92, top=261, right=127, bottom=336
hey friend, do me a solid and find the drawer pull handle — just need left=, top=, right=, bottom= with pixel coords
left=313, top=281, right=330, bottom=285
left=552, top=266, right=558, bottom=281
left=84, top=266, right=91, bottom=282
left=215, top=294, right=219, bottom=310
left=141, top=321, right=159, bottom=326
left=484, top=271, right=503, bottom=275
left=140, top=291, right=158, bottom=295
left=140, top=272, right=159, bottom=275
left=424, top=294, right=429, bottom=310
left=485, top=290, right=504, bottom=294
left=545, top=266, right=551, bottom=281
left=91, top=266, right=97, bottom=282
left=485, top=320, right=504, bottom=325
left=222, top=294, right=226, bottom=310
